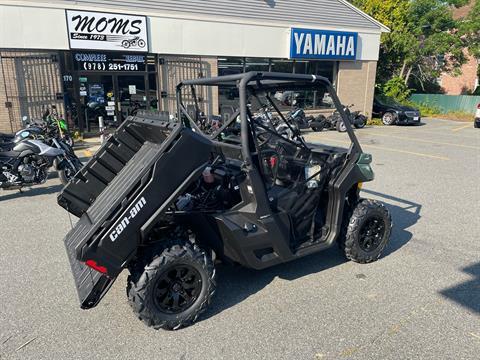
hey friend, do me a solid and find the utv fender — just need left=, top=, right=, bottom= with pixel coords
left=325, top=153, right=374, bottom=246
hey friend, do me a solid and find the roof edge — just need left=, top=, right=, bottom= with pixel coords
left=336, top=0, right=391, bottom=33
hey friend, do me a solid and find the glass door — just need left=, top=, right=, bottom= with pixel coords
left=117, top=75, right=147, bottom=121
left=78, top=74, right=116, bottom=130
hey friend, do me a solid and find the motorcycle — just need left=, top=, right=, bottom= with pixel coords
left=0, top=129, right=83, bottom=189
left=314, top=104, right=367, bottom=132
left=122, top=36, right=146, bottom=49
left=1, top=139, right=63, bottom=190
left=43, top=106, right=74, bottom=147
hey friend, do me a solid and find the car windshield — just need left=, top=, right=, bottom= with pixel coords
left=376, top=95, right=399, bottom=106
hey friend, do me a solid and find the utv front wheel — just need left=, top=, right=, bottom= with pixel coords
left=342, top=199, right=392, bottom=263
left=127, top=240, right=216, bottom=330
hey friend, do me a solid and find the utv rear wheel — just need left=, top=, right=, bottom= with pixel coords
left=127, top=240, right=215, bottom=330
left=342, top=199, right=392, bottom=263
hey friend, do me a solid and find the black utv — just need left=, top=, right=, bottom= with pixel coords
left=58, top=72, right=392, bottom=330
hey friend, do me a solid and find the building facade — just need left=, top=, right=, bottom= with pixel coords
left=0, top=0, right=388, bottom=132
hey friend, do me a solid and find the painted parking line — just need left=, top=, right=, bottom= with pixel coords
left=83, top=149, right=93, bottom=157
left=314, top=137, right=450, bottom=161
left=372, top=125, right=479, bottom=140
left=364, top=132, right=479, bottom=150
left=452, top=124, right=472, bottom=132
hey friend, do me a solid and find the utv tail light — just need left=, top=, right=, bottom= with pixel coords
left=85, top=260, right=108, bottom=274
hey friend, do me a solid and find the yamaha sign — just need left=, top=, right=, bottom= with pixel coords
left=290, top=28, right=358, bottom=60
left=66, top=10, right=148, bottom=52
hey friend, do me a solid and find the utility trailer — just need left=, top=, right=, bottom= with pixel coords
left=58, top=72, right=391, bottom=329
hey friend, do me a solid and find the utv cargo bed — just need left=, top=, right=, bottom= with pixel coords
left=58, top=116, right=212, bottom=308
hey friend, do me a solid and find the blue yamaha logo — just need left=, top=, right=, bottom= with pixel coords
left=290, top=28, right=358, bottom=60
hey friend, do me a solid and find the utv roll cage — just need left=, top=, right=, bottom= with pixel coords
left=175, top=72, right=363, bottom=166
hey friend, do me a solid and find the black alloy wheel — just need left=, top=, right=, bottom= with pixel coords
left=127, top=240, right=216, bottom=330
left=358, top=216, right=385, bottom=252
left=340, top=199, right=392, bottom=263
left=153, top=264, right=202, bottom=314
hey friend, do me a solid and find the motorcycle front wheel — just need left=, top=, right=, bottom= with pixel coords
left=63, top=135, right=74, bottom=148
left=336, top=121, right=347, bottom=132
left=354, top=116, right=367, bottom=129
left=58, top=159, right=82, bottom=185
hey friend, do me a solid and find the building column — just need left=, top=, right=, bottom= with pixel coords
left=336, top=60, right=378, bottom=119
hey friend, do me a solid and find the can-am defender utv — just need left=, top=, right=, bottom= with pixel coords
left=58, top=72, right=392, bottom=330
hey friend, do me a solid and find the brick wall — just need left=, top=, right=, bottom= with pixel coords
left=0, top=55, right=19, bottom=133
left=0, top=50, right=64, bottom=133
left=336, top=60, right=377, bottom=118
left=440, top=52, right=478, bottom=95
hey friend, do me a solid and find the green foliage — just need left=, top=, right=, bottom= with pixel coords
left=350, top=0, right=471, bottom=91
left=367, top=118, right=383, bottom=126
left=403, top=101, right=440, bottom=116
left=458, top=0, right=480, bottom=58
left=382, top=77, right=412, bottom=102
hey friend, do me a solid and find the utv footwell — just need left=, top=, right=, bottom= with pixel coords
left=58, top=116, right=212, bottom=308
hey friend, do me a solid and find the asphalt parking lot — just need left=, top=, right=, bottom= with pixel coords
left=0, top=118, right=479, bottom=360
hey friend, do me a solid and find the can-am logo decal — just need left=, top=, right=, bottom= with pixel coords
left=290, top=28, right=357, bottom=60
left=66, top=10, right=148, bottom=52
left=109, top=197, right=147, bottom=242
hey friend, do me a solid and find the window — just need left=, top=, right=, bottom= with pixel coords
left=217, top=57, right=336, bottom=110
left=218, top=57, right=244, bottom=76
left=270, top=59, right=294, bottom=73
left=245, top=58, right=270, bottom=72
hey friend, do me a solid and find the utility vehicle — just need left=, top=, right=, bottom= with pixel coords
left=58, top=72, right=392, bottom=330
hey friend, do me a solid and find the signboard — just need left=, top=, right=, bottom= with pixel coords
left=66, top=10, right=148, bottom=52
left=73, top=52, right=146, bottom=72
left=290, top=28, right=358, bottom=60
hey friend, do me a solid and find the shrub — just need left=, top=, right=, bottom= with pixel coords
left=403, top=101, right=440, bottom=116
left=367, top=118, right=383, bottom=126
left=382, top=77, right=412, bottom=103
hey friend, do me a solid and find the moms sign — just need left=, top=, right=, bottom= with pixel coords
left=66, top=10, right=148, bottom=52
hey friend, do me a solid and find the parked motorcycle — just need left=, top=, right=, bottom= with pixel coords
left=0, top=130, right=83, bottom=189
left=43, top=106, right=74, bottom=147
left=313, top=104, right=367, bottom=132
left=1, top=139, right=63, bottom=190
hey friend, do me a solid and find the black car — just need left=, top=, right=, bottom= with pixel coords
left=373, top=95, right=421, bottom=125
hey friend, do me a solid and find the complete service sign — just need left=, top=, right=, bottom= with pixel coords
left=290, top=28, right=358, bottom=60
left=66, top=10, right=148, bottom=52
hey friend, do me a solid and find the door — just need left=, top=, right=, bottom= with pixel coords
left=78, top=74, right=116, bottom=130
left=117, top=75, right=147, bottom=121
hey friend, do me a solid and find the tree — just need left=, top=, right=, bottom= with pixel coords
left=351, top=0, right=469, bottom=94
left=458, top=0, right=480, bottom=58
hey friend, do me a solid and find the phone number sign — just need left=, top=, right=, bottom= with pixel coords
left=73, top=52, right=146, bottom=72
